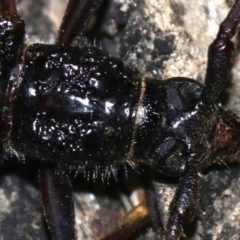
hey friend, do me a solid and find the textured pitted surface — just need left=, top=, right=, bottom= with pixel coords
left=9, top=44, right=141, bottom=168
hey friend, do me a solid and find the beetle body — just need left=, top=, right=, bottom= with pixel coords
left=1, top=0, right=240, bottom=239
left=3, top=43, right=239, bottom=179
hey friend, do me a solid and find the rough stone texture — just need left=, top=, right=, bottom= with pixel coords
left=0, top=0, right=240, bottom=240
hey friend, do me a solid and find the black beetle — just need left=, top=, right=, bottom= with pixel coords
left=1, top=0, right=240, bottom=240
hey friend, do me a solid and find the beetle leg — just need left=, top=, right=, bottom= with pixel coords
left=57, top=0, right=102, bottom=45
left=39, top=168, right=75, bottom=240
left=165, top=154, right=200, bottom=240
left=0, top=0, right=24, bottom=80
left=201, top=0, right=240, bottom=106
left=0, top=0, right=24, bottom=141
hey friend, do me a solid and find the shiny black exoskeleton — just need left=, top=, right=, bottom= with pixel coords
left=9, top=44, right=141, bottom=167
left=1, top=0, right=240, bottom=239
